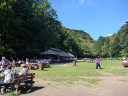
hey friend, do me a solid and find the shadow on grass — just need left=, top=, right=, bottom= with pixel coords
left=35, top=69, right=49, bottom=71
left=95, top=68, right=106, bottom=70
left=43, top=69, right=49, bottom=71
left=101, top=68, right=106, bottom=69
left=20, top=86, right=44, bottom=95
left=77, top=60, right=86, bottom=62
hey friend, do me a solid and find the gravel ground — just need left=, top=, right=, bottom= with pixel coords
left=20, top=74, right=128, bottom=96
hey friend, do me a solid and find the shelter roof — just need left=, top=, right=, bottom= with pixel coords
left=41, top=48, right=74, bottom=57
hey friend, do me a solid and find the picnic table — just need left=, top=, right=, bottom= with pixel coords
left=0, top=73, right=35, bottom=94
left=87, top=59, right=95, bottom=63
left=122, top=62, right=128, bottom=67
left=25, top=63, right=39, bottom=69
left=25, top=62, right=50, bottom=70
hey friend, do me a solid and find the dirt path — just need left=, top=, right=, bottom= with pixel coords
left=95, top=76, right=128, bottom=96
left=20, top=74, right=128, bottom=96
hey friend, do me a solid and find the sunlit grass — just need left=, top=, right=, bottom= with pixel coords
left=4, top=92, right=19, bottom=96
left=28, top=60, right=128, bottom=85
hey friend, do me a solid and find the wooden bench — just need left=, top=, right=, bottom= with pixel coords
left=14, top=73, right=35, bottom=93
left=0, top=81, right=14, bottom=94
left=0, top=73, right=35, bottom=94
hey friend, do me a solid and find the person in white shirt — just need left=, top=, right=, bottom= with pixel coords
left=123, top=57, right=125, bottom=61
left=19, top=64, right=28, bottom=75
left=0, top=57, right=10, bottom=67
left=0, top=65, right=14, bottom=94
left=26, top=59, right=29, bottom=64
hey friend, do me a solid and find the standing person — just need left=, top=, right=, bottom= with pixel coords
left=95, top=56, right=102, bottom=69
left=0, top=57, right=10, bottom=67
left=19, top=64, right=28, bottom=75
left=0, top=65, right=14, bottom=94
left=123, top=57, right=125, bottom=61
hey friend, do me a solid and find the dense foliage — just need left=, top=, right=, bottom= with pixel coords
left=0, top=0, right=128, bottom=59
left=0, top=0, right=95, bottom=59
left=66, top=29, right=96, bottom=57
left=95, top=22, right=128, bottom=58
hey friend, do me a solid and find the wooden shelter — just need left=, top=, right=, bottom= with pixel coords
left=40, top=48, right=74, bottom=62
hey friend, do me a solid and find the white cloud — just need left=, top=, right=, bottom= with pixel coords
left=79, top=0, right=85, bottom=4
left=85, top=0, right=93, bottom=5
left=118, top=22, right=125, bottom=26
left=78, top=0, right=98, bottom=7
left=107, top=34, right=113, bottom=37
left=117, top=19, right=128, bottom=26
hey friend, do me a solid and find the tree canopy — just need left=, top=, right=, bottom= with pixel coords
left=95, top=22, right=128, bottom=58
left=0, top=0, right=95, bottom=59
left=0, top=0, right=128, bottom=59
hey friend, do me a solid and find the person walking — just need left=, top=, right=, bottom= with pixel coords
left=95, top=56, right=102, bottom=69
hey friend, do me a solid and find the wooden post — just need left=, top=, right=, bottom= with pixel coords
left=39, top=63, right=44, bottom=70
left=30, top=73, right=33, bottom=86
left=15, top=84, right=19, bottom=94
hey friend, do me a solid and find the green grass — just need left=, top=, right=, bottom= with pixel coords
left=100, top=60, right=128, bottom=76
left=79, top=78, right=103, bottom=84
left=119, top=80, right=128, bottom=82
left=4, top=92, right=19, bottom=96
left=5, top=60, right=128, bottom=95
left=28, top=60, right=128, bottom=86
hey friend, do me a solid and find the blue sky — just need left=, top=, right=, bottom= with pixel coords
left=48, top=0, right=128, bottom=40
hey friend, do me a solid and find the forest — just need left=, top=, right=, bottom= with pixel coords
left=0, top=0, right=128, bottom=59
left=95, top=22, right=128, bottom=58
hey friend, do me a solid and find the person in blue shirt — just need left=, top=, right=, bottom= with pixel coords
left=0, top=57, right=10, bottom=67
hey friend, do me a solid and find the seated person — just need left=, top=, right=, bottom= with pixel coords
left=0, top=65, right=14, bottom=94
left=48, top=59, right=51, bottom=63
left=18, top=60, right=22, bottom=66
left=123, top=60, right=127, bottom=63
left=31, top=64, right=34, bottom=69
left=26, top=59, right=29, bottom=64
left=0, top=66, right=4, bottom=72
left=41, top=60, right=45, bottom=63
left=21, top=60, right=24, bottom=63
left=19, top=64, right=28, bottom=75
left=0, top=57, right=10, bottom=67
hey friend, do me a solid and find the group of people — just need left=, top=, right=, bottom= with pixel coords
left=123, top=57, right=128, bottom=63
left=0, top=57, right=28, bottom=94
left=0, top=56, right=102, bottom=94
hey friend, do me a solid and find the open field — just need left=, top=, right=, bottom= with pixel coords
left=29, top=60, right=128, bottom=84
left=5, top=60, right=128, bottom=96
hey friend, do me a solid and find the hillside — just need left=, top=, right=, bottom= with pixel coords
left=66, top=28, right=96, bottom=57
left=0, top=0, right=127, bottom=59
left=0, top=0, right=96, bottom=58
left=95, top=22, right=128, bottom=58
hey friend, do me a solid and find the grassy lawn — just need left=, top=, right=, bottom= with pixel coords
left=28, top=60, right=128, bottom=85
left=4, top=60, right=128, bottom=96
